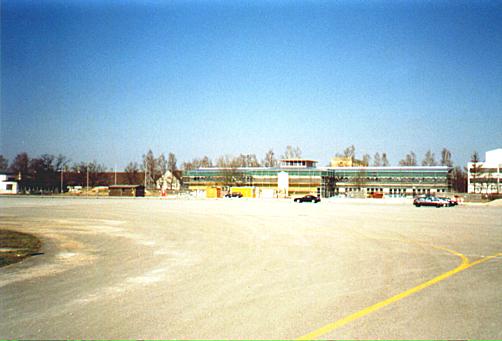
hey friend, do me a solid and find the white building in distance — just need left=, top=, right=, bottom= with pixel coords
left=156, top=170, right=181, bottom=193
left=467, top=149, right=502, bottom=194
left=0, top=174, right=18, bottom=194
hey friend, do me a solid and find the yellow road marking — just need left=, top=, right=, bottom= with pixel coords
left=297, top=249, right=501, bottom=340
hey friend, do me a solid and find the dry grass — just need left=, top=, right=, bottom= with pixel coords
left=0, top=230, right=41, bottom=267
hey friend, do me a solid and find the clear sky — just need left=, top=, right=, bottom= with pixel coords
left=2, top=0, right=501, bottom=169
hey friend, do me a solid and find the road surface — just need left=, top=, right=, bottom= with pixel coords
left=1, top=197, right=501, bottom=339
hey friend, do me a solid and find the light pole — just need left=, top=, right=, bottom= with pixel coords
left=144, top=160, right=147, bottom=189
left=59, top=168, right=64, bottom=194
left=498, top=163, right=501, bottom=194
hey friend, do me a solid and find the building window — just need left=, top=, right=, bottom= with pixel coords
left=6, top=184, right=13, bottom=190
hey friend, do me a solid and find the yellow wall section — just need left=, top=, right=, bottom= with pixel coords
left=205, top=187, right=221, bottom=198
left=230, top=187, right=255, bottom=198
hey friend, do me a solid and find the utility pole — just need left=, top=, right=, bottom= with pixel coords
left=60, top=168, right=64, bottom=194
left=86, top=166, right=89, bottom=196
left=498, top=163, right=500, bottom=194
left=144, top=161, right=147, bottom=189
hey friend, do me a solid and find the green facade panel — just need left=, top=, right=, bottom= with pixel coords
left=183, top=166, right=451, bottom=197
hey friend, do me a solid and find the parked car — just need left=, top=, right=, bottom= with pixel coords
left=225, top=192, right=243, bottom=198
left=438, top=197, right=458, bottom=206
left=294, top=195, right=321, bottom=203
left=413, top=195, right=448, bottom=207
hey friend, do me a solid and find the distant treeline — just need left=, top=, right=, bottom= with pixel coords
left=0, top=145, right=469, bottom=193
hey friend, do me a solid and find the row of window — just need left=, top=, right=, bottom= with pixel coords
left=469, top=168, right=501, bottom=173
left=189, top=176, right=447, bottom=183
left=346, top=187, right=446, bottom=193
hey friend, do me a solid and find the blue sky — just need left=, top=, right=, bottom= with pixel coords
left=2, top=0, right=501, bottom=169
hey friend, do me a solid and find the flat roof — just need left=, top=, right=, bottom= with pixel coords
left=184, top=166, right=450, bottom=177
left=324, top=166, right=450, bottom=171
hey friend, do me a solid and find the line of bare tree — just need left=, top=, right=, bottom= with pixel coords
left=1, top=152, right=110, bottom=193
left=335, top=144, right=389, bottom=166
left=334, top=145, right=454, bottom=168
left=333, top=145, right=467, bottom=192
left=127, top=150, right=179, bottom=189
left=180, top=145, right=302, bottom=171
left=0, top=144, right=473, bottom=193
left=179, top=146, right=302, bottom=188
left=0, top=150, right=183, bottom=193
left=398, top=148, right=453, bottom=167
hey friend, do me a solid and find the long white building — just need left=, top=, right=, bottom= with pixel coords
left=467, top=149, right=502, bottom=194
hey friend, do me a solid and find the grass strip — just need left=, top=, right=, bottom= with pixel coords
left=0, top=229, right=42, bottom=267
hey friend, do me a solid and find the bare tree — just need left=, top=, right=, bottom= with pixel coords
left=263, top=149, right=277, bottom=167
left=451, top=166, right=467, bottom=193
left=0, top=155, right=9, bottom=172
left=470, top=151, right=482, bottom=193
left=281, top=145, right=302, bottom=159
left=381, top=153, right=390, bottom=166
left=216, top=155, right=233, bottom=168
left=183, top=156, right=213, bottom=170
left=422, top=150, right=437, bottom=166
left=70, top=162, right=88, bottom=186
left=68, top=161, right=106, bottom=188
left=233, top=154, right=260, bottom=167
left=54, top=154, right=70, bottom=171
left=124, top=162, right=140, bottom=185
left=440, top=148, right=453, bottom=167
left=168, top=153, right=177, bottom=174
left=157, top=153, right=167, bottom=177
left=28, top=156, right=54, bottom=188
left=142, top=149, right=157, bottom=188
left=343, top=145, right=356, bottom=159
left=246, top=154, right=260, bottom=167
left=234, top=154, right=246, bottom=167
left=87, top=161, right=107, bottom=187
left=30, top=154, right=60, bottom=187
left=39, top=154, right=56, bottom=172
left=166, top=153, right=178, bottom=190
left=373, top=152, right=382, bottom=166
left=200, top=156, right=212, bottom=168
left=181, top=161, right=194, bottom=171
left=362, top=153, right=371, bottom=166
left=215, top=154, right=243, bottom=187
left=399, top=152, right=417, bottom=166
left=9, top=152, right=30, bottom=179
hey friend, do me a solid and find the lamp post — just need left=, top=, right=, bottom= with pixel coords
left=59, top=168, right=64, bottom=194
left=497, top=163, right=501, bottom=194
left=144, top=160, right=147, bottom=189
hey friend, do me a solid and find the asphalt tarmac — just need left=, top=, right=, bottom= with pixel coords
left=1, top=197, right=501, bottom=339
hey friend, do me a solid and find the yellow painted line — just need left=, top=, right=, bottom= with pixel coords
left=297, top=250, right=501, bottom=340
left=429, top=244, right=470, bottom=266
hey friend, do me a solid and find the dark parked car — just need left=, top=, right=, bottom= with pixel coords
left=413, top=195, right=448, bottom=207
left=225, top=192, right=243, bottom=198
left=294, top=195, right=321, bottom=203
